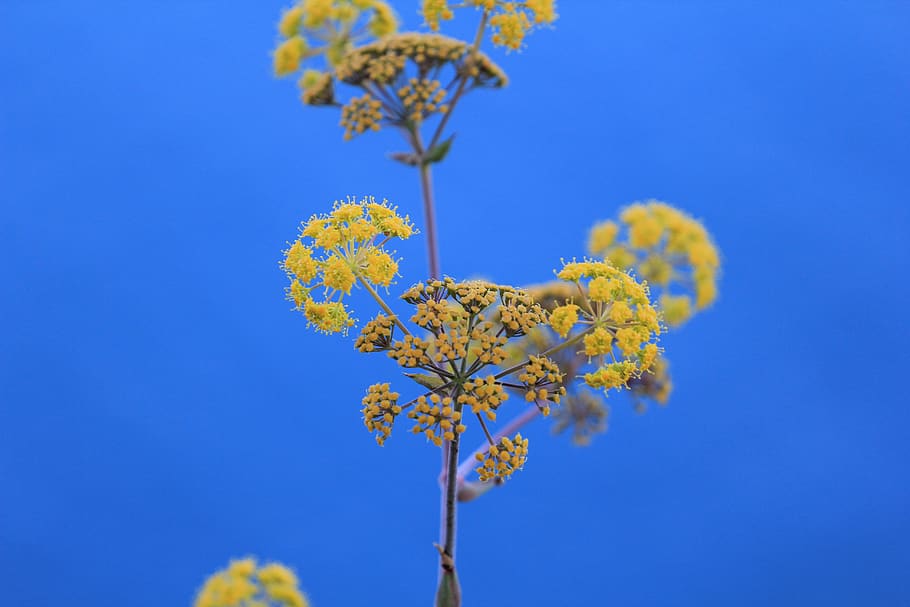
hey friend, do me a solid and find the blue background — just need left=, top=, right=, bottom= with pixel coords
left=2, top=1, right=909, bottom=605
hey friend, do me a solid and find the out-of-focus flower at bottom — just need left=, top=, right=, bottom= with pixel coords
left=194, top=557, right=309, bottom=607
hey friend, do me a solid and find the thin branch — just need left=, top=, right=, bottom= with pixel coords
left=357, top=276, right=411, bottom=336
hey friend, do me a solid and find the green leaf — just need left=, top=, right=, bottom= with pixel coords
left=403, top=372, right=447, bottom=390
left=423, top=134, right=456, bottom=166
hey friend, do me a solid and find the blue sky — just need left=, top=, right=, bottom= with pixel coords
left=1, top=1, right=909, bottom=605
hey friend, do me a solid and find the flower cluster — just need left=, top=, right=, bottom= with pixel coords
left=588, top=201, right=721, bottom=326
left=550, top=261, right=662, bottom=392
left=551, top=390, right=608, bottom=446
left=282, top=196, right=415, bottom=334
left=194, top=558, right=308, bottom=607
left=356, top=278, right=563, bottom=481
left=501, top=270, right=665, bottom=446
left=273, top=0, right=398, bottom=79
left=474, top=433, right=529, bottom=481
left=422, top=0, right=558, bottom=50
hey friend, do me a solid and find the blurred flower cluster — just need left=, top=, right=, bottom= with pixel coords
left=422, top=0, right=558, bottom=50
left=194, top=558, right=308, bottom=607
left=588, top=200, right=721, bottom=326
left=508, top=202, right=720, bottom=446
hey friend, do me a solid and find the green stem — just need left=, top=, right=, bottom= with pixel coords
left=357, top=276, right=411, bottom=336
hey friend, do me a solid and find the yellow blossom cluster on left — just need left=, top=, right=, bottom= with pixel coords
left=421, top=0, right=558, bottom=50
left=588, top=200, right=721, bottom=327
left=282, top=195, right=416, bottom=334
left=194, top=557, right=309, bottom=607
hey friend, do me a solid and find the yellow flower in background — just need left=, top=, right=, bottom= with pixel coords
left=273, top=37, right=307, bottom=76
left=194, top=558, right=309, bottom=607
left=272, top=0, right=400, bottom=88
left=588, top=200, right=721, bottom=327
left=427, top=0, right=558, bottom=49
left=422, top=0, right=454, bottom=31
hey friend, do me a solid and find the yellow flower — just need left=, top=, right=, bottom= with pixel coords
left=282, top=196, right=415, bottom=334
left=283, top=240, right=318, bottom=282
left=605, top=245, right=636, bottom=270
left=273, top=37, right=306, bottom=77
left=695, top=274, right=717, bottom=308
left=638, top=254, right=672, bottom=286
left=475, top=433, right=529, bottom=481
left=422, top=0, right=454, bottom=31
left=615, top=326, right=646, bottom=357
left=584, top=361, right=636, bottom=391
left=340, top=93, right=383, bottom=140
left=489, top=6, right=531, bottom=50
left=194, top=557, right=309, bottom=607
left=628, top=214, right=663, bottom=249
left=591, top=201, right=720, bottom=325
left=552, top=259, right=661, bottom=394
left=304, top=298, right=354, bottom=334
left=362, top=382, right=402, bottom=445
left=258, top=563, right=299, bottom=587
left=363, top=249, right=398, bottom=287
left=287, top=280, right=309, bottom=308
left=278, top=5, right=304, bottom=37
left=608, top=300, right=633, bottom=323
left=321, top=254, right=356, bottom=294
left=587, top=220, right=619, bottom=256
left=549, top=303, right=580, bottom=337
left=525, top=0, right=557, bottom=23
left=368, top=1, right=398, bottom=37
left=583, top=326, right=613, bottom=357
left=660, top=294, right=692, bottom=327
left=301, top=0, right=332, bottom=28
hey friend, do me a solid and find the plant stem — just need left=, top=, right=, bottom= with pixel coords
left=357, top=276, right=411, bottom=336
left=419, top=161, right=441, bottom=280
left=427, top=10, right=490, bottom=151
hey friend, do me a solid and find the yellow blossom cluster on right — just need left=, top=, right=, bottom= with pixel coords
left=504, top=278, right=671, bottom=446
left=588, top=201, right=721, bottom=326
left=282, top=196, right=415, bottom=334
left=421, top=0, right=558, bottom=50
left=194, top=557, right=308, bottom=607
left=549, top=260, right=662, bottom=393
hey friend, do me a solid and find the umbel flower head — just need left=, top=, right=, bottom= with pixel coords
left=356, top=277, right=564, bottom=481
left=550, top=260, right=662, bottom=392
left=329, top=32, right=506, bottom=139
left=281, top=195, right=416, bottom=334
left=194, top=557, right=309, bottom=607
left=422, top=0, right=558, bottom=50
left=502, top=267, right=667, bottom=446
left=588, top=200, right=721, bottom=326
